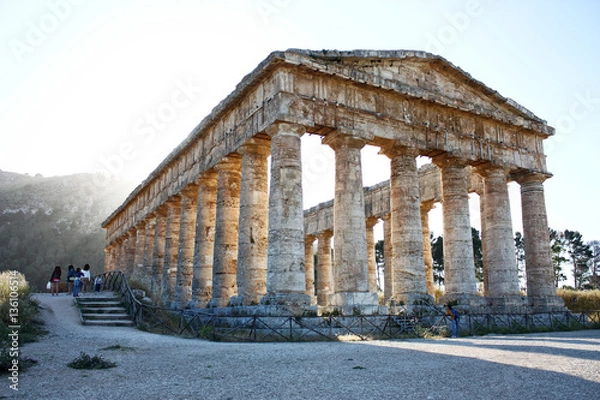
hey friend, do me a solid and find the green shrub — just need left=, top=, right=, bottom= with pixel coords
left=67, top=352, right=116, bottom=369
left=0, top=271, right=45, bottom=374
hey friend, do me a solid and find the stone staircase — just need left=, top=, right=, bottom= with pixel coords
left=75, top=293, right=134, bottom=327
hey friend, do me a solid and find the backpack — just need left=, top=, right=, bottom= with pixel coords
left=452, top=309, right=460, bottom=320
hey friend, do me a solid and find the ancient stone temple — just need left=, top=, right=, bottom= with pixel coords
left=102, top=49, right=563, bottom=315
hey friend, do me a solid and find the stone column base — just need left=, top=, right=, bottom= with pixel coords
left=208, top=297, right=231, bottom=308
left=528, top=296, right=566, bottom=313
left=326, top=292, right=380, bottom=315
left=485, top=296, right=529, bottom=314
left=440, top=293, right=487, bottom=310
left=228, top=295, right=267, bottom=307
left=228, top=296, right=245, bottom=307
left=260, top=293, right=312, bottom=315
left=387, top=293, right=437, bottom=315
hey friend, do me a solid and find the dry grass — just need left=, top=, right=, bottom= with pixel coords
left=557, top=288, right=600, bottom=312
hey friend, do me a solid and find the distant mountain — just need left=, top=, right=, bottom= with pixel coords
left=0, top=169, right=135, bottom=290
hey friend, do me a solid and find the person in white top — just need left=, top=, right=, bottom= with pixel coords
left=81, top=264, right=91, bottom=293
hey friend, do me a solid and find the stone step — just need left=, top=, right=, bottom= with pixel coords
left=77, top=300, right=123, bottom=307
left=76, top=295, right=134, bottom=327
left=80, top=307, right=128, bottom=314
left=82, top=313, right=131, bottom=320
left=83, top=319, right=135, bottom=327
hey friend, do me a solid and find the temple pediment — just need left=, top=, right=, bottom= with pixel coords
left=271, top=49, right=552, bottom=136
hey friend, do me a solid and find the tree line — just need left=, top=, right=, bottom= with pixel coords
left=375, top=228, right=600, bottom=292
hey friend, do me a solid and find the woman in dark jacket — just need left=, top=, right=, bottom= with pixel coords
left=66, top=265, right=75, bottom=294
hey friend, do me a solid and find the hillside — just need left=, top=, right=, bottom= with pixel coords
left=0, top=169, right=134, bottom=290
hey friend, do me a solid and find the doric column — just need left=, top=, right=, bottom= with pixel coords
left=478, top=165, right=520, bottom=298
left=365, top=217, right=379, bottom=293
left=161, top=197, right=181, bottom=305
left=235, top=138, right=270, bottom=306
left=142, top=214, right=156, bottom=289
left=474, top=184, right=489, bottom=295
left=115, top=238, right=124, bottom=271
left=174, top=186, right=199, bottom=308
left=104, top=244, right=115, bottom=272
left=433, top=155, right=478, bottom=299
left=316, top=230, right=333, bottom=305
left=192, top=170, right=218, bottom=307
left=515, top=173, right=556, bottom=298
left=150, top=207, right=167, bottom=296
left=124, top=229, right=136, bottom=277
left=421, top=200, right=435, bottom=296
left=263, top=122, right=309, bottom=306
left=324, top=131, right=375, bottom=307
left=382, top=145, right=429, bottom=304
left=209, top=156, right=242, bottom=308
left=382, top=213, right=393, bottom=302
left=305, top=235, right=316, bottom=299
left=132, top=221, right=146, bottom=282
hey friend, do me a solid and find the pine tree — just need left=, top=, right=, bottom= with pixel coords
left=549, top=229, right=567, bottom=287
left=472, top=228, right=484, bottom=283
left=430, top=235, right=444, bottom=285
left=514, top=232, right=526, bottom=290
left=587, top=240, right=600, bottom=290
left=375, top=239, right=384, bottom=291
left=563, top=230, right=593, bottom=289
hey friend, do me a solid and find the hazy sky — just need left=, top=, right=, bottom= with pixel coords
left=1, top=0, right=599, bottom=243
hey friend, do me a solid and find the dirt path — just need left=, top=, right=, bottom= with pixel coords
left=3, top=293, right=600, bottom=399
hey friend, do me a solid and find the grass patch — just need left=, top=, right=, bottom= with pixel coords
left=100, top=344, right=136, bottom=351
left=0, top=271, right=46, bottom=374
left=558, top=289, right=600, bottom=312
left=67, top=352, right=116, bottom=370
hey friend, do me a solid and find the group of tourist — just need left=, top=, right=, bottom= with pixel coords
left=48, top=264, right=98, bottom=297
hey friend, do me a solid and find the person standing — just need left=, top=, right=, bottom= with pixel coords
left=445, top=304, right=460, bottom=338
left=49, top=266, right=61, bottom=296
left=72, top=267, right=84, bottom=297
left=81, top=264, right=91, bottom=294
left=66, top=265, right=76, bottom=294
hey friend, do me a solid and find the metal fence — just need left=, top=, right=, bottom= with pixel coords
left=94, top=270, right=600, bottom=342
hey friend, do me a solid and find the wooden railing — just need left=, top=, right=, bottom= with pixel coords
left=92, top=271, right=600, bottom=342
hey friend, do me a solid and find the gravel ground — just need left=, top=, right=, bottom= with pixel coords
left=3, top=293, right=600, bottom=400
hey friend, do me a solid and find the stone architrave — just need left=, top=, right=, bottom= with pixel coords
left=263, top=122, right=310, bottom=307
left=433, top=155, right=478, bottom=299
left=161, top=197, right=182, bottom=305
left=316, top=230, right=333, bottom=305
left=365, top=217, right=379, bottom=293
left=478, top=165, right=520, bottom=298
left=235, top=138, right=270, bottom=306
left=192, top=171, right=218, bottom=307
left=516, top=173, right=557, bottom=299
left=382, top=214, right=392, bottom=302
left=324, top=131, right=375, bottom=307
left=209, top=156, right=242, bottom=308
left=420, top=200, right=435, bottom=296
left=150, top=207, right=167, bottom=296
left=382, top=145, right=429, bottom=304
left=141, top=214, right=157, bottom=289
left=174, top=186, right=199, bottom=308
left=305, top=235, right=316, bottom=299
